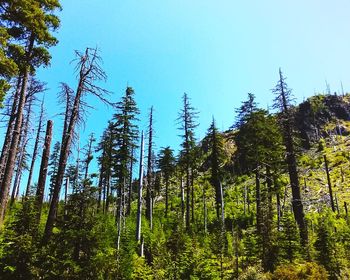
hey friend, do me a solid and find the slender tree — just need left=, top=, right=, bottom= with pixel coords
left=158, top=147, right=176, bottom=217
left=35, top=120, right=53, bottom=222
left=112, top=86, right=139, bottom=232
left=44, top=48, right=110, bottom=240
left=272, top=68, right=308, bottom=246
left=146, top=106, right=154, bottom=229
left=136, top=132, right=144, bottom=243
left=0, top=0, right=61, bottom=224
left=206, top=117, right=226, bottom=220
left=177, top=93, right=198, bottom=230
left=25, top=99, right=45, bottom=196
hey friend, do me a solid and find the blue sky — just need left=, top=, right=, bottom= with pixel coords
left=7, top=0, right=350, bottom=193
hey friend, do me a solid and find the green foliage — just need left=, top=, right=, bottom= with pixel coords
left=270, top=262, right=328, bottom=280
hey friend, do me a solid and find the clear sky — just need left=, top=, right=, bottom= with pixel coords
left=10, top=0, right=350, bottom=192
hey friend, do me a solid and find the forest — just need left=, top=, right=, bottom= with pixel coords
left=0, top=1, right=350, bottom=279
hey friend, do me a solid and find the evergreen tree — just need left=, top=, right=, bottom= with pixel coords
left=206, top=117, right=226, bottom=220
left=314, top=213, right=341, bottom=280
left=0, top=0, right=61, bottom=224
left=44, top=48, right=110, bottom=240
left=112, top=86, right=139, bottom=245
left=177, top=93, right=198, bottom=230
left=158, top=146, right=176, bottom=217
left=272, top=68, right=308, bottom=247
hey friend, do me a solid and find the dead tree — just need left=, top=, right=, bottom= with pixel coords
left=324, top=154, right=335, bottom=212
left=146, top=107, right=154, bottom=230
left=25, top=99, right=45, bottom=196
left=35, top=120, right=53, bottom=222
left=44, top=48, right=110, bottom=240
left=136, top=132, right=144, bottom=243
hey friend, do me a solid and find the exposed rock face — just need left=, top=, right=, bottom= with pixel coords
left=294, top=94, right=350, bottom=148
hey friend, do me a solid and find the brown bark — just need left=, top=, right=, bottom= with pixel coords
left=0, top=78, right=21, bottom=180
left=146, top=107, right=153, bottom=230
left=0, top=35, right=33, bottom=224
left=324, top=154, right=335, bottom=212
left=35, top=120, right=53, bottom=222
left=255, top=170, right=261, bottom=234
left=278, top=69, right=308, bottom=246
left=25, top=100, right=44, bottom=196
left=136, top=132, right=144, bottom=243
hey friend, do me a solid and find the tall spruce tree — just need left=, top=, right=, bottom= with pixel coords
left=206, top=117, right=226, bottom=220
left=158, top=147, right=176, bottom=217
left=112, top=86, right=139, bottom=245
left=177, top=93, right=198, bottom=230
left=272, top=68, right=308, bottom=247
left=0, top=0, right=61, bottom=224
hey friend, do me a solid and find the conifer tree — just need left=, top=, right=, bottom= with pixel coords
left=158, top=147, right=176, bottom=217
left=44, top=48, right=110, bottom=240
left=272, top=68, right=308, bottom=246
left=0, top=0, right=61, bottom=224
left=146, top=106, right=154, bottom=229
left=25, top=99, right=45, bottom=196
left=177, top=93, right=198, bottom=230
left=206, top=117, right=226, bottom=220
left=112, top=86, right=139, bottom=224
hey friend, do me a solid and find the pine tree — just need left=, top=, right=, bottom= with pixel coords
left=272, top=68, right=308, bottom=247
left=112, top=86, right=139, bottom=229
left=146, top=106, right=154, bottom=229
left=177, top=93, right=198, bottom=230
left=0, top=0, right=61, bottom=224
left=158, top=147, right=176, bottom=217
left=206, top=117, right=226, bottom=220
left=44, top=48, right=110, bottom=240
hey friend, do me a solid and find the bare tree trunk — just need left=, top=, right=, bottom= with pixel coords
left=105, top=175, right=110, bottom=213
left=25, top=100, right=44, bottom=196
left=255, top=170, right=261, bottom=234
left=127, top=147, right=134, bottom=215
left=44, top=50, right=88, bottom=240
left=0, top=35, right=34, bottom=225
left=203, top=187, right=207, bottom=233
left=97, top=169, right=103, bottom=211
left=219, top=181, right=225, bottom=226
left=191, top=172, right=195, bottom=224
left=180, top=177, right=185, bottom=223
left=0, top=78, right=21, bottom=180
left=324, top=155, right=335, bottom=212
left=36, top=120, right=53, bottom=222
left=186, top=166, right=190, bottom=230
left=84, top=133, right=95, bottom=180
left=165, top=177, right=169, bottom=217
left=117, top=179, right=125, bottom=250
left=136, top=132, right=144, bottom=243
left=146, top=107, right=153, bottom=230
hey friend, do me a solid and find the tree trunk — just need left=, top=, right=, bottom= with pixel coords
left=136, top=132, right=144, bottom=243
left=165, top=177, right=169, bottom=217
left=324, top=155, right=335, bottom=212
left=0, top=77, right=21, bottom=180
left=278, top=69, right=308, bottom=246
left=25, top=100, right=44, bottom=196
left=255, top=170, right=261, bottom=234
left=180, top=177, right=185, bottom=223
left=127, top=147, right=134, bottom=215
left=146, top=107, right=153, bottom=230
left=44, top=53, right=86, bottom=240
left=0, top=45, right=33, bottom=224
left=35, top=120, right=53, bottom=222
left=203, top=187, right=207, bottom=233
